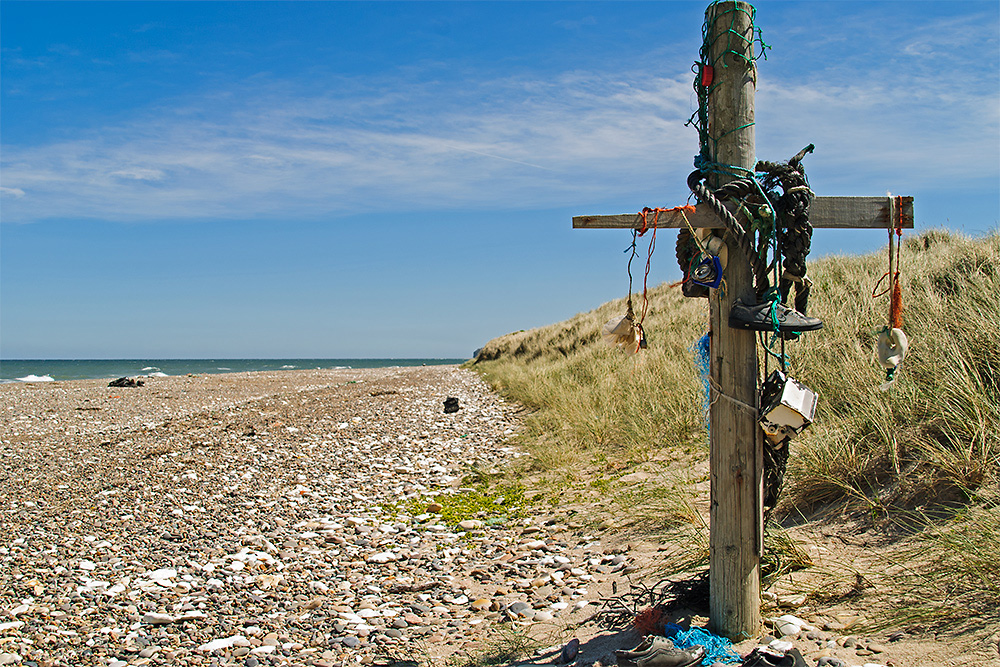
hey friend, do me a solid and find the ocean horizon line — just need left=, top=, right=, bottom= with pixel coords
left=0, top=358, right=468, bottom=383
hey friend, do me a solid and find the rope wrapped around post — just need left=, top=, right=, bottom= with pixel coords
left=686, top=169, right=771, bottom=297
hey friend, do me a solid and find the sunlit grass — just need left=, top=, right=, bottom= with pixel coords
left=468, top=229, right=1000, bottom=630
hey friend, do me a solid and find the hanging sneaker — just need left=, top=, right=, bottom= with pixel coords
left=728, top=298, right=823, bottom=333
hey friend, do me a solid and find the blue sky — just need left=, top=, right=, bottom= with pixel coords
left=2, top=1, right=997, bottom=359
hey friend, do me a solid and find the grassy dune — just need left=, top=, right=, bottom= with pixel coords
left=469, top=229, right=1000, bottom=630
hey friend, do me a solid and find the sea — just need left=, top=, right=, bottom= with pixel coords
left=0, top=359, right=467, bottom=384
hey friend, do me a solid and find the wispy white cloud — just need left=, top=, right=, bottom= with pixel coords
left=0, top=186, right=26, bottom=198
left=2, top=35, right=996, bottom=224
left=110, top=167, right=165, bottom=181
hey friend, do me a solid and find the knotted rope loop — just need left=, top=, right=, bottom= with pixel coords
left=686, top=170, right=771, bottom=297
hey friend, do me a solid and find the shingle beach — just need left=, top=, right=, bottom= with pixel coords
left=0, top=366, right=628, bottom=667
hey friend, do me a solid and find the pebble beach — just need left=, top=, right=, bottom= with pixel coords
left=0, top=366, right=630, bottom=667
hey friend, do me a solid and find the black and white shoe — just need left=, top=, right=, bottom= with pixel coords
left=728, top=298, right=823, bottom=333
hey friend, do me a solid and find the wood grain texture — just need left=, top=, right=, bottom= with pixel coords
left=572, top=196, right=914, bottom=229
left=705, top=0, right=762, bottom=640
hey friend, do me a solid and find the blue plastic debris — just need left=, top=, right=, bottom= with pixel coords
left=664, top=623, right=742, bottom=665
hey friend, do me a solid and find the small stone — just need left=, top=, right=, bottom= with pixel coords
left=769, top=639, right=794, bottom=653
left=867, top=643, right=887, bottom=653
left=368, top=551, right=397, bottom=564
left=427, top=503, right=443, bottom=513
left=818, top=659, right=846, bottom=667
left=559, top=638, right=580, bottom=664
left=342, top=636, right=360, bottom=649
left=533, top=611, right=553, bottom=622
left=508, top=602, right=531, bottom=616
left=142, top=612, right=175, bottom=625
left=471, top=599, right=491, bottom=611
left=459, top=520, right=483, bottom=531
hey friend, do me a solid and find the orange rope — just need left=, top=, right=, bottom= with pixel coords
left=889, top=195, right=904, bottom=330
left=622, top=204, right=700, bottom=349
left=634, top=206, right=696, bottom=325
left=638, top=205, right=697, bottom=236
left=872, top=196, right=905, bottom=328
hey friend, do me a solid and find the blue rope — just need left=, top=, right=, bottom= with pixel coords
left=690, top=333, right=711, bottom=426
left=664, top=623, right=742, bottom=665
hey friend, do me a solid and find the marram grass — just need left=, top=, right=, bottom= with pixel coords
left=469, top=229, right=1000, bottom=630
left=471, top=229, right=999, bottom=514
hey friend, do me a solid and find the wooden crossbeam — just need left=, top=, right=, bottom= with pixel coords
left=573, top=195, right=914, bottom=230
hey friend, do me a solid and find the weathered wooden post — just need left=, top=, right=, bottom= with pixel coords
left=703, top=0, right=762, bottom=641
left=572, top=0, right=914, bottom=643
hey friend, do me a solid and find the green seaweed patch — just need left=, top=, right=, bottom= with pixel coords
left=385, top=483, right=527, bottom=528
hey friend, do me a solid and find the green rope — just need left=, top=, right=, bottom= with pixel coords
left=687, top=1, right=770, bottom=177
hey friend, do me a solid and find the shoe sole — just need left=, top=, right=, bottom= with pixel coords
left=728, top=319, right=824, bottom=333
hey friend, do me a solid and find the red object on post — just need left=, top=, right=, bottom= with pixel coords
left=701, top=64, right=714, bottom=87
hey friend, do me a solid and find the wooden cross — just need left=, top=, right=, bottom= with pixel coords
left=573, top=1, right=913, bottom=641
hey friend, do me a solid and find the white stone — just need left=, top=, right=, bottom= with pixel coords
left=147, top=568, right=177, bottom=580
left=367, top=551, right=397, bottom=563
left=768, top=639, right=794, bottom=652
left=197, top=635, right=247, bottom=653
left=339, top=613, right=365, bottom=625
left=0, top=622, right=24, bottom=632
